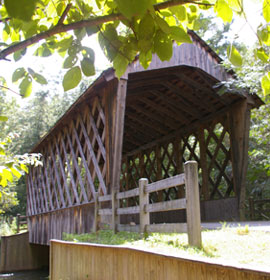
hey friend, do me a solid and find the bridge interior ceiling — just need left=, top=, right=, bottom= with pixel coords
left=120, top=66, right=245, bottom=204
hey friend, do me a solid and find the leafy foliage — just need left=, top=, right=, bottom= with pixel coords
left=0, top=0, right=268, bottom=95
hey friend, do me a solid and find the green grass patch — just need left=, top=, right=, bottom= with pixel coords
left=63, top=225, right=270, bottom=268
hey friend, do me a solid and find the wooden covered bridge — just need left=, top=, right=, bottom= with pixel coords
left=27, top=31, right=263, bottom=245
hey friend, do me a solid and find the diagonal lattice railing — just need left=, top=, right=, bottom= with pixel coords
left=27, top=95, right=107, bottom=216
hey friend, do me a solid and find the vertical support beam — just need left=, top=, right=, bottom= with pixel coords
left=174, top=138, right=184, bottom=198
left=93, top=192, right=100, bottom=232
left=139, top=178, right=149, bottom=233
left=111, top=78, right=127, bottom=233
left=229, top=100, right=251, bottom=220
left=184, top=161, right=202, bottom=248
left=198, top=127, right=209, bottom=200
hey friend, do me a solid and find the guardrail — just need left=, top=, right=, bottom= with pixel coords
left=94, top=161, right=201, bottom=247
left=16, top=214, right=27, bottom=233
left=249, top=198, right=270, bottom=220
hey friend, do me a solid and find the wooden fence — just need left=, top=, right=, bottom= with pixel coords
left=249, top=198, right=270, bottom=220
left=50, top=240, right=270, bottom=280
left=16, top=214, right=27, bottom=233
left=94, top=161, right=201, bottom=247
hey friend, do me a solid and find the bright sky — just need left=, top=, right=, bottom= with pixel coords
left=0, top=0, right=265, bottom=101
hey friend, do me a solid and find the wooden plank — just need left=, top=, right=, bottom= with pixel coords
left=39, top=166, right=49, bottom=213
left=98, top=194, right=112, bottom=202
left=27, top=169, right=37, bottom=215
left=145, top=198, right=186, bottom=213
left=65, top=127, right=89, bottom=203
left=111, top=78, right=127, bottom=233
left=139, top=178, right=149, bottom=233
left=49, top=144, right=66, bottom=208
left=46, top=156, right=60, bottom=210
left=72, top=120, right=97, bottom=198
left=116, top=188, right=139, bottom=200
left=87, top=107, right=106, bottom=160
left=98, top=208, right=113, bottom=216
left=146, top=174, right=185, bottom=193
left=43, top=156, right=54, bottom=211
left=117, top=224, right=140, bottom=233
left=54, top=138, right=72, bottom=206
left=198, top=127, right=209, bottom=200
left=117, top=206, right=140, bottom=215
left=78, top=115, right=107, bottom=195
left=60, top=137, right=80, bottom=205
left=184, top=161, right=202, bottom=247
left=146, top=223, right=187, bottom=233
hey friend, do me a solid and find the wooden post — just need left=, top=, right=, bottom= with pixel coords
left=111, top=78, right=127, bottom=233
left=17, top=214, right=20, bottom=233
left=139, top=178, right=149, bottom=234
left=198, top=127, right=209, bottom=200
left=93, top=192, right=99, bottom=232
left=184, top=161, right=202, bottom=247
left=229, top=100, right=251, bottom=220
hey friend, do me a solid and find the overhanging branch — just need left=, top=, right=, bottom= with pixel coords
left=0, top=0, right=213, bottom=60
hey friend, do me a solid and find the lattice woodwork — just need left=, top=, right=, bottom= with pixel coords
left=120, top=117, right=234, bottom=204
left=27, top=95, right=107, bottom=216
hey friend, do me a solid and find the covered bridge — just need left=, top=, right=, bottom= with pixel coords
left=27, top=31, right=263, bottom=245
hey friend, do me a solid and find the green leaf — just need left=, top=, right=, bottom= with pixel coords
left=4, top=0, right=38, bottom=21
left=169, top=6, right=187, bottom=21
left=19, top=76, right=32, bottom=97
left=261, top=72, right=270, bottom=95
left=63, top=66, right=82, bottom=91
left=139, top=50, right=152, bottom=69
left=227, top=45, right=242, bottom=67
left=10, top=167, right=22, bottom=179
left=155, top=16, right=171, bottom=34
left=138, top=14, right=155, bottom=40
left=3, top=169, right=13, bottom=183
left=20, top=164, right=28, bottom=173
left=81, top=58, right=95, bottom=76
left=12, top=68, right=26, bottom=83
left=215, top=0, right=233, bottom=23
left=263, top=0, right=270, bottom=22
left=258, top=26, right=270, bottom=46
left=154, top=30, right=173, bottom=61
left=113, top=53, right=129, bottom=78
left=256, top=48, right=269, bottom=63
left=63, top=55, right=78, bottom=69
left=0, top=116, right=8, bottom=122
left=115, top=0, right=151, bottom=19
left=13, top=48, right=27, bottom=62
left=33, top=73, right=47, bottom=85
left=170, top=26, right=192, bottom=44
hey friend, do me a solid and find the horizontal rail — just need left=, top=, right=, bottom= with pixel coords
left=98, top=194, right=112, bottom=202
left=98, top=208, right=112, bottom=216
left=117, top=206, right=140, bottom=215
left=146, top=223, right=187, bottom=233
left=116, top=188, right=139, bottom=200
left=117, top=224, right=140, bottom=233
left=146, top=174, right=185, bottom=194
left=145, top=198, right=186, bottom=213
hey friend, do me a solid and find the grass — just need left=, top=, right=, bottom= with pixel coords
left=63, top=225, right=270, bottom=269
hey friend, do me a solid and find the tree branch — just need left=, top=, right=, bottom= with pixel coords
left=58, top=3, right=72, bottom=25
left=0, top=0, right=213, bottom=60
left=0, top=85, right=21, bottom=96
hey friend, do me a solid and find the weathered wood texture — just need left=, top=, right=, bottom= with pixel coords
left=50, top=240, right=270, bottom=280
left=121, top=117, right=234, bottom=206
left=127, top=32, right=231, bottom=82
left=27, top=33, right=263, bottom=245
left=28, top=198, right=95, bottom=245
left=0, top=232, right=49, bottom=273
